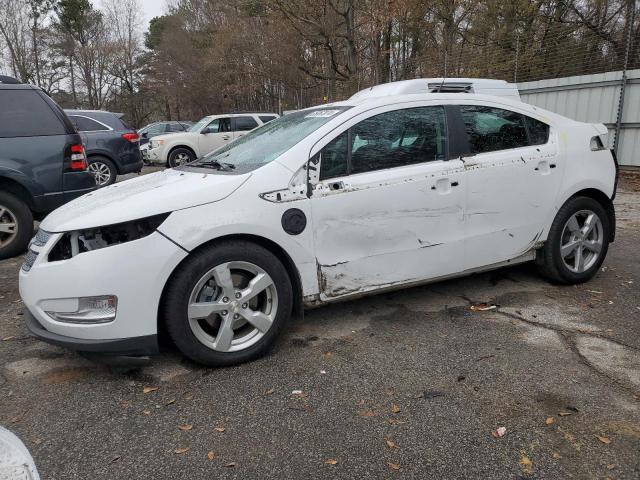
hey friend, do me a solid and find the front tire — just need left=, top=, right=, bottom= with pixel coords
left=168, top=148, right=195, bottom=168
left=537, top=196, right=610, bottom=284
left=162, top=241, right=293, bottom=367
left=0, top=191, right=33, bottom=260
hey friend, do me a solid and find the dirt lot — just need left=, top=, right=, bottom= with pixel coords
left=1, top=171, right=639, bottom=479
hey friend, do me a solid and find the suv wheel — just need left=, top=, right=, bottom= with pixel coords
left=0, top=191, right=33, bottom=260
left=162, top=241, right=293, bottom=367
left=87, top=156, right=117, bottom=186
left=537, top=196, right=610, bottom=284
left=168, top=148, right=195, bottom=168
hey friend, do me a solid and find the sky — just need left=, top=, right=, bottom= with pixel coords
left=96, top=0, right=169, bottom=31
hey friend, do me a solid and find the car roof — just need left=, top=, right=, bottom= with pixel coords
left=202, top=113, right=278, bottom=120
left=64, top=109, right=129, bottom=130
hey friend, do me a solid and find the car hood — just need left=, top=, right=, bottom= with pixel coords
left=40, top=169, right=251, bottom=232
left=152, top=132, right=196, bottom=143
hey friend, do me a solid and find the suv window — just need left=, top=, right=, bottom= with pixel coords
left=319, top=106, right=447, bottom=179
left=166, top=122, right=185, bottom=133
left=0, top=90, right=65, bottom=138
left=69, top=115, right=110, bottom=132
left=460, top=105, right=529, bottom=154
left=142, top=123, right=165, bottom=135
left=259, top=115, right=277, bottom=124
left=524, top=116, right=550, bottom=145
left=204, top=118, right=231, bottom=134
left=232, top=116, right=259, bottom=131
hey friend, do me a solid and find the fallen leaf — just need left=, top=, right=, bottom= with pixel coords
left=178, top=424, right=193, bottom=431
left=519, top=455, right=533, bottom=474
left=322, top=351, right=333, bottom=357
left=142, top=410, right=151, bottom=415
left=386, top=387, right=395, bottom=396
left=165, top=399, right=176, bottom=406
left=325, top=458, right=338, bottom=465
left=386, top=419, right=407, bottom=425
left=596, top=435, right=611, bottom=444
left=143, top=386, right=159, bottom=394
left=214, top=427, right=226, bottom=433
left=546, top=417, right=554, bottom=425
left=552, top=452, right=562, bottom=459
left=391, top=403, right=401, bottom=414
left=174, top=447, right=189, bottom=454
left=2, top=336, right=15, bottom=341
left=207, top=451, right=216, bottom=461
left=566, top=406, right=579, bottom=413
left=111, top=455, right=121, bottom=463
left=385, top=439, right=398, bottom=449
left=224, top=462, right=236, bottom=468
left=358, top=410, right=377, bottom=417
left=388, top=463, right=401, bottom=470
left=558, top=411, right=573, bottom=417
left=264, top=388, right=275, bottom=395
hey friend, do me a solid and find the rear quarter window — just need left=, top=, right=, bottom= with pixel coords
left=0, top=90, right=65, bottom=138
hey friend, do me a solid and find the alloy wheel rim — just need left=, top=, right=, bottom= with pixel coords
left=0, top=204, right=18, bottom=248
left=560, top=209, right=603, bottom=274
left=88, top=162, right=111, bottom=186
left=187, top=261, right=278, bottom=352
left=172, top=153, right=190, bottom=167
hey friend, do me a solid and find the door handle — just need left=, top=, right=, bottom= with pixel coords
left=431, top=178, right=456, bottom=194
left=328, top=181, right=345, bottom=191
left=222, top=134, right=231, bottom=140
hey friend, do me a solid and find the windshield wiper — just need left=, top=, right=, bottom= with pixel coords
left=193, top=160, right=235, bottom=171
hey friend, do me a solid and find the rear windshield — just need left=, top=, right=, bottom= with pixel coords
left=187, top=107, right=351, bottom=174
left=0, top=90, right=65, bottom=138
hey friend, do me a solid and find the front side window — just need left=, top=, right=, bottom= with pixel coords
left=203, top=118, right=230, bottom=134
left=460, top=105, right=528, bottom=154
left=524, top=116, right=550, bottom=145
left=232, top=116, right=258, bottom=131
left=319, top=106, right=447, bottom=180
left=70, top=115, right=109, bottom=132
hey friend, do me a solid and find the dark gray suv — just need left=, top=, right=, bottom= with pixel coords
left=65, top=110, right=143, bottom=186
left=0, top=77, right=96, bottom=259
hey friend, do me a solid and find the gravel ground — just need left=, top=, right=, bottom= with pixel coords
left=1, top=170, right=639, bottom=479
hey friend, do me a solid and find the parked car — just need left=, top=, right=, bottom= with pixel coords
left=146, top=113, right=278, bottom=167
left=20, top=78, right=617, bottom=368
left=138, top=121, right=193, bottom=147
left=65, top=110, right=143, bottom=186
left=0, top=76, right=95, bottom=260
left=138, top=121, right=192, bottom=164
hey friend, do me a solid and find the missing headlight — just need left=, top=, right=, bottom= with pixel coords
left=48, top=213, right=169, bottom=261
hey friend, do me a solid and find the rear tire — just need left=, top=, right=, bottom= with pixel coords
left=88, top=156, right=117, bottom=186
left=168, top=148, right=195, bottom=168
left=537, top=196, right=610, bottom=284
left=162, top=241, right=293, bottom=367
left=0, top=191, right=33, bottom=260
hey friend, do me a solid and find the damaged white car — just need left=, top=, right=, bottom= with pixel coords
left=19, top=79, right=617, bottom=366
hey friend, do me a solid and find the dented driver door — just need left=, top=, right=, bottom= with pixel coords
left=309, top=105, right=467, bottom=301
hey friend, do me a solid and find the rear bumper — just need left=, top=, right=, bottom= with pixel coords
left=24, top=308, right=159, bottom=355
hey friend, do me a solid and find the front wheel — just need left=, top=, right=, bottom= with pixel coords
left=167, top=148, right=195, bottom=168
left=162, top=241, right=293, bottom=367
left=537, top=196, right=610, bottom=284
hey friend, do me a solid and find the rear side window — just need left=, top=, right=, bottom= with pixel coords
left=232, top=116, right=259, bottom=131
left=460, top=105, right=528, bottom=154
left=0, top=90, right=65, bottom=138
left=524, top=116, right=550, bottom=145
left=259, top=115, right=277, bottom=123
left=166, top=123, right=185, bottom=132
left=69, top=115, right=109, bottom=132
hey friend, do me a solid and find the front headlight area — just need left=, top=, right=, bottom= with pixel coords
left=43, top=295, right=117, bottom=324
left=48, top=213, right=169, bottom=262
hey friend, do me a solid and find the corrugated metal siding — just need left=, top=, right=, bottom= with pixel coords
left=518, top=69, right=640, bottom=167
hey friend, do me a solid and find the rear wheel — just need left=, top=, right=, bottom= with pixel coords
left=537, top=196, right=610, bottom=284
left=168, top=148, right=195, bottom=168
left=162, top=241, right=293, bottom=366
left=87, top=156, right=117, bottom=186
left=0, top=191, right=33, bottom=260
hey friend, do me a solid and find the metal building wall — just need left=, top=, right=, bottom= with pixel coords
left=518, top=69, right=640, bottom=167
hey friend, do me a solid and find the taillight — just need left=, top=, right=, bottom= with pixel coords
left=122, top=132, right=140, bottom=143
left=69, top=144, right=88, bottom=170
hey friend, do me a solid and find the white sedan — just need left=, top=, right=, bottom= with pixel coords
left=19, top=80, right=617, bottom=367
